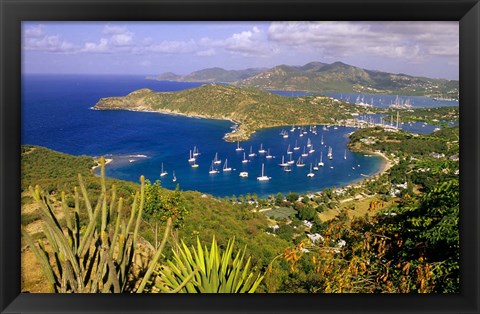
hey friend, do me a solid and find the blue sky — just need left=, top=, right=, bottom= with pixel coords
left=22, top=21, right=459, bottom=80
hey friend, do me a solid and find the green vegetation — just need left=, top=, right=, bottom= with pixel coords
left=155, top=237, right=264, bottom=293
left=21, top=158, right=182, bottom=292
left=385, top=106, right=459, bottom=126
left=21, top=121, right=459, bottom=293
left=150, top=61, right=459, bottom=99
left=94, top=84, right=378, bottom=142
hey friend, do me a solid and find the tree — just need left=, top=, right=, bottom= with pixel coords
left=275, top=192, right=284, bottom=206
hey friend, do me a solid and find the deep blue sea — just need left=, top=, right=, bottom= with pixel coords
left=22, top=75, right=457, bottom=198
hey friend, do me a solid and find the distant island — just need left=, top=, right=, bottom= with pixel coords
left=94, top=84, right=379, bottom=142
left=146, top=61, right=459, bottom=100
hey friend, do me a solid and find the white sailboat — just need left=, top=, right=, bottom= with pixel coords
left=258, top=143, right=266, bottom=154
left=191, top=159, right=199, bottom=168
left=296, top=156, right=305, bottom=167
left=257, top=163, right=271, bottom=181
left=293, top=140, right=300, bottom=150
left=193, top=146, right=200, bottom=157
left=235, top=141, right=244, bottom=151
left=328, top=146, right=333, bottom=160
left=279, top=155, right=289, bottom=167
left=188, top=150, right=196, bottom=163
left=321, top=134, right=324, bottom=145
left=307, top=138, right=312, bottom=148
left=213, top=152, right=221, bottom=165
left=239, top=171, right=248, bottom=178
left=223, top=159, right=232, bottom=172
left=309, top=144, right=315, bottom=154
left=287, top=154, right=295, bottom=165
left=266, top=149, right=273, bottom=159
left=160, top=163, right=168, bottom=177
left=344, top=149, right=347, bottom=160
left=283, top=165, right=292, bottom=172
left=287, top=144, right=292, bottom=155
left=242, top=152, right=249, bottom=163
left=301, top=147, right=308, bottom=158
left=209, top=161, right=219, bottom=174
left=248, top=146, right=256, bottom=157
left=307, top=163, right=315, bottom=177
left=318, top=152, right=324, bottom=167
left=172, top=171, right=177, bottom=182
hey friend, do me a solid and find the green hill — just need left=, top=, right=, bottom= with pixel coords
left=94, top=84, right=376, bottom=141
left=148, top=61, right=458, bottom=99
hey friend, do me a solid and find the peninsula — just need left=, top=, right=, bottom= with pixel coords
left=94, top=84, right=377, bottom=141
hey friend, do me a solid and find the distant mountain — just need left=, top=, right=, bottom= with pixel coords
left=148, top=62, right=458, bottom=100
left=150, top=67, right=266, bottom=83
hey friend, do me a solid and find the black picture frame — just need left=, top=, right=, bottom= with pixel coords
left=1, top=0, right=479, bottom=313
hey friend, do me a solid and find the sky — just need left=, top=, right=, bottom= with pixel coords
left=22, top=21, right=459, bottom=80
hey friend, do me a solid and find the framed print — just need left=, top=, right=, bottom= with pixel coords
left=1, top=0, right=479, bottom=313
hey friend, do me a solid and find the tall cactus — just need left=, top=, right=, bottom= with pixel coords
left=21, top=157, right=183, bottom=293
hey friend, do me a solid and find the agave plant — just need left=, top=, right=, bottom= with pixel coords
left=21, top=157, right=191, bottom=293
left=154, top=237, right=264, bottom=293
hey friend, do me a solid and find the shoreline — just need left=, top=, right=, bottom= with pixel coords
left=91, top=158, right=113, bottom=171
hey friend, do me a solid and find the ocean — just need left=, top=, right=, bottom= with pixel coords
left=22, top=75, right=457, bottom=198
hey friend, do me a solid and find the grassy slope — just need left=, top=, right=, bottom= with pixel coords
left=94, top=84, right=378, bottom=141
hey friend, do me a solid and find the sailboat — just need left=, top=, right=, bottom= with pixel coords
left=239, top=171, right=248, bottom=178
left=344, top=149, right=347, bottom=160
left=296, top=156, right=305, bottom=167
left=160, top=163, right=168, bottom=177
left=193, top=146, right=200, bottom=157
left=290, top=125, right=296, bottom=132
left=308, top=144, right=315, bottom=154
left=209, top=161, right=219, bottom=174
left=279, top=155, right=289, bottom=167
left=242, top=152, right=249, bottom=163
left=248, top=146, right=256, bottom=157
left=287, top=154, right=295, bottom=165
left=306, top=138, right=312, bottom=148
left=294, top=140, right=300, bottom=150
left=257, top=163, right=271, bottom=181
left=318, top=152, right=324, bottom=167
left=301, top=147, right=308, bottom=158
left=188, top=150, right=196, bottom=163
left=283, top=165, right=292, bottom=172
left=258, top=143, right=266, bottom=154
left=213, top=152, right=221, bottom=165
left=307, top=163, right=315, bottom=177
left=223, top=159, right=232, bottom=172
left=266, top=148, right=273, bottom=159
left=287, top=144, right=292, bottom=155
left=321, top=134, right=324, bottom=145
left=235, top=141, right=244, bottom=151
left=328, top=147, right=333, bottom=160
left=191, top=159, right=199, bottom=168
left=172, top=171, right=177, bottom=182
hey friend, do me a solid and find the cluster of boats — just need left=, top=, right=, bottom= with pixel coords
left=165, top=125, right=350, bottom=183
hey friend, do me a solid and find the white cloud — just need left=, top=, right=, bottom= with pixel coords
left=147, top=40, right=197, bottom=54
left=267, top=21, right=458, bottom=61
left=111, top=33, right=134, bottom=46
left=103, top=24, right=128, bottom=35
left=25, top=24, right=46, bottom=37
left=82, top=38, right=110, bottom=53
left=24, top=34, right=76, bottom=53
left=199, top=26, right=273, bottom=57
left=196, top=49, right=216, bottom=56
